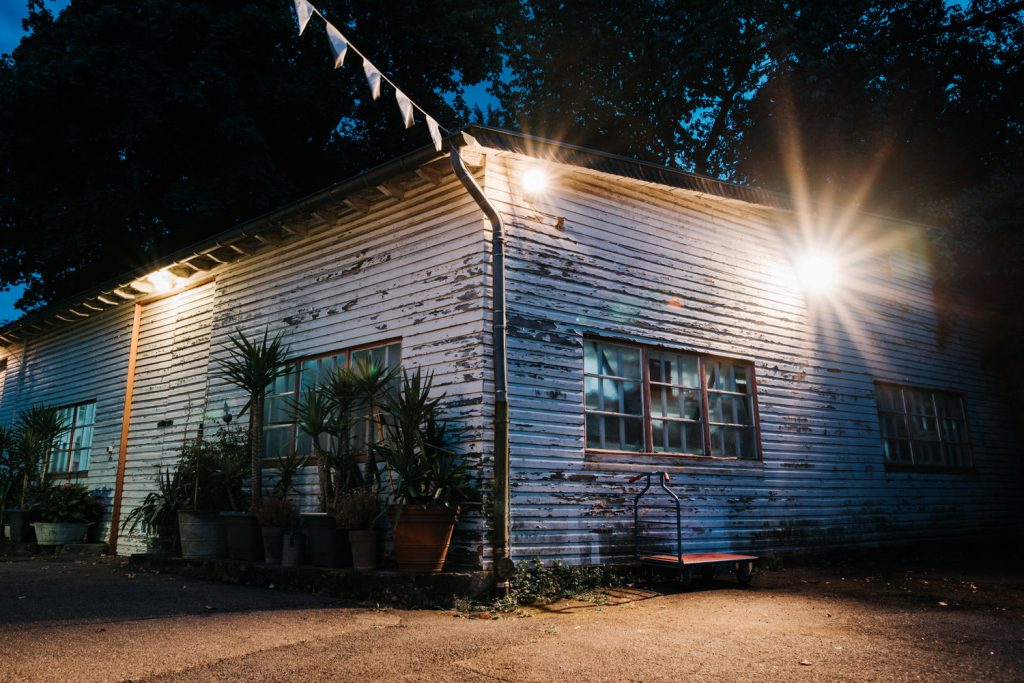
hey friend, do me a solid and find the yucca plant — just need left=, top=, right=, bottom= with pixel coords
left=9, top=405, right=68, bottom=509
left=293, top=385, right=335, bottom=512
left=214, top=327, right=291, bottom=511
left=376, top=369, right=477, bottom=510
left=120, top=466, right=184, bottom=552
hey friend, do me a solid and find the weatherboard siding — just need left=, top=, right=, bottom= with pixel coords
left=0, top=166, right=491, bottom=565
left=0, top=303, right=137, bottom=542
left=199, top=169, right=490, bottom=567
left=482, top=150, right=1020, bottom=564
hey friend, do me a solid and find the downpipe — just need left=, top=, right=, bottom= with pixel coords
left=449, top=139, right=512, bottom=592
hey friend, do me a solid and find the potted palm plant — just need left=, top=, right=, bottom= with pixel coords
left=294, top=384, right=342, bottom=567
left=214, top=327, right=291, bottom=513
left=377, top=369, right=478, bottom=573
left=3, top=406, right=67, bottom=543
left=31, top=483, right=104, bottom=545
left=256, top=446, right=305, bottom=564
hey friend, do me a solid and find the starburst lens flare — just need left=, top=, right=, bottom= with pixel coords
left=521, top=167, right=549, bottom=195
left=795, top=250, right=839, bottom=294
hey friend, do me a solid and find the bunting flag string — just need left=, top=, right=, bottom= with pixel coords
left=362, top=58, right=381, bottom=100
left=324, top=22, right=348, bottom=69
left=291, top=0, right=450, bottom=151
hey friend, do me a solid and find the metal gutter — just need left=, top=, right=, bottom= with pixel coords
left=449, top=133, right=513, bottom=587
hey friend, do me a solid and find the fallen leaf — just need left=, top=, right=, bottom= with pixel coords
left=800, top=660, right=812, bottom=666
left=938, top=601, right=948, bottom=607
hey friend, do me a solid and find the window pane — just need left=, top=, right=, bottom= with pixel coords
left=910, top=415, right=939, bottom=441
left=264, top=395, right=293, bottom=424
left=906, top=390, right=935, bottom=416
left=622, top=381, right=643, bottom=415
left=667, top=354, right=700, bottom=388
left=684, top=422, right=704, bottom=454
left=49, top=448, right=69, bottom=473
left=584, top=376, right=601, bottom=410
left=584, top=341, right=599, bottom=375
left=620, top=348, right=641, bottom=380
left=621, top=416, right=644, bottom=451
left=73, top=448, right=91, bottom=472
left=72, top=425, right=94, bottom=451
left=883, top=438, right=913, bottom=464
left=268, top=370, right=295, bottom=396
left=585, top=412, right=603, bottom=449
left=263, top=426, right=293, bottom=458
left=877, top=386, right=902, bottom=412
left=76, top=402, right=96, bottom=427
left=648, top=355, right=663, bottom=383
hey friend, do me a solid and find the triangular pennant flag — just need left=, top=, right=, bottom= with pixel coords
left=426, top=115, right=442, bottom=151
left=324, top=22, right=348, bottom=69
left=363, top=58, right=381, bottom=100
left=293, top=0, right=314, bottom=36
left=395, top=89, right=414, bottom=128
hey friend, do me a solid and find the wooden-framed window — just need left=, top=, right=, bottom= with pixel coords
left=48, top=401, right=96, bottom=474
left=263, top=340, right=401, bottom=459
left=875, top=383, right=973, bottom=470
left=583, top=338, right=760, bottom=460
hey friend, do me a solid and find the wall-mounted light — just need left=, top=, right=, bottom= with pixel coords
left=794, top=249, right=839, bottom=294
left=521, top=167, right=549, bottom=195
left=148, top=269, right=183, bottom=293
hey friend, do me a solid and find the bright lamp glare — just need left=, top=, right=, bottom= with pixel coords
left=148, top=270, right=181, bottom=293
left=795, top=251, right=838, bottom=293
left=521, top=167, right=548, bottom=194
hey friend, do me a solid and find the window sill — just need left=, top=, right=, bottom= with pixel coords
left=884, top=463, right=977, bottom=475
left=584, top=449, right=764, bottom=477
left=47, top=471, right=89, bottom=480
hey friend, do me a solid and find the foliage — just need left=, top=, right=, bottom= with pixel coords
left=376, top=369, right=478, bottom=509
left=255, top=495, right=297, bottom=527
left=292, top=359, right=398, bottom=512
left=176, top=426, right=250, bottom=512
left=0, top=405, right=68, bottom=511
left=33, top=483, right=104, bottom=524
left=214, top=327, right=291, bottom=511
left=119, top=465, right=183, bottom=550
left=335, top=488, right=381, bottom=530
left=0, top=0, right=516, bottom=310
left=268, top=447, right=307, bottom=501
left=497, top=559, right=626, bottom=610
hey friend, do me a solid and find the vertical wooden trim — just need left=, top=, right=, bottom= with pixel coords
left=641, top=347, right=653, bottom=453
left=699, top=356, right=712, bottom=458
left=899, top=386, right=916, bottom=466
left=748, top=363, right=765, bottom=462
left=107, top=302, right=143, bottom=554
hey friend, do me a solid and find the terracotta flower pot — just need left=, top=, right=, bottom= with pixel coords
left=391, top=505, right=458, bottom=574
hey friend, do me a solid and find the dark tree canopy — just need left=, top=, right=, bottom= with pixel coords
left=0, top=0, right=512, bottom=309
left=2, top=0, right=1022, bottom=346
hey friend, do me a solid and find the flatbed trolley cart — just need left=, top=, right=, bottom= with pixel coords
left=629, top=471, right=757, bottom=586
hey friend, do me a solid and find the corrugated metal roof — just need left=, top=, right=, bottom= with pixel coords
left=464, top=126, right=795, bottom=211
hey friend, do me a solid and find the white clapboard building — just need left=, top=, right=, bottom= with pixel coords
left=0, top=127, right=1018, bottom=567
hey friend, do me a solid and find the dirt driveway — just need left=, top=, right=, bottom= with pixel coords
left=1, top=549, right=1022, bottom=682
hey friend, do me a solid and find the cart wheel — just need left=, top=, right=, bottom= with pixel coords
left=700, top=565, right=716, bottom=581
left=679, top=568, right=693, bottom=587
left=736, top=561, right=754, bottom=586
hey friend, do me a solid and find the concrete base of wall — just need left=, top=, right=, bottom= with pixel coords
left=127, top=553, right=494, bottom=607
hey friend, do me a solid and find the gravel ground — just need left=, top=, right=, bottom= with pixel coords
left=1, top=548, right=1022, bottom=682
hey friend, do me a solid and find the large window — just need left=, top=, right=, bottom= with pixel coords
left=263, top=340, right=401, bottom=459
left=583, top=339, right=760, bottom=460
left=875, top=383, right=973, bottom=469
left=48, top=401, right=96, bottom=474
